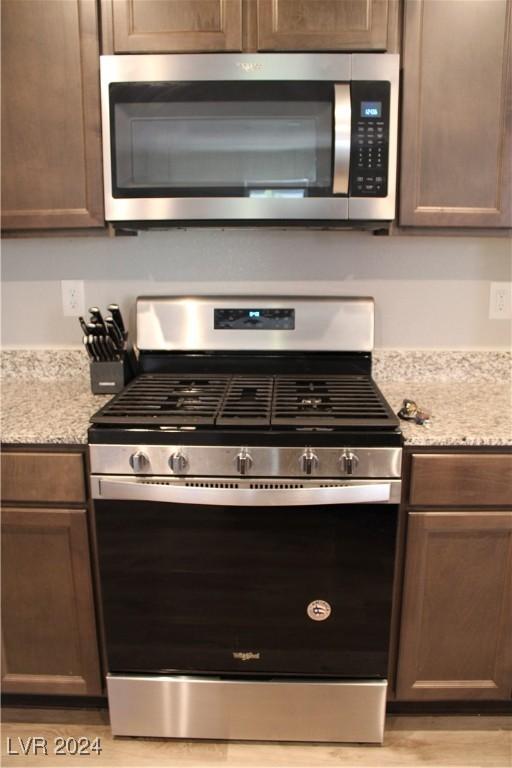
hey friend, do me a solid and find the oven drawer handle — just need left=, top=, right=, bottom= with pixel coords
left=92, top=478, right=394, bottom=506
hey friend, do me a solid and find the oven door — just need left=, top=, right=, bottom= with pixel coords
left=93, top=477, right=399, bottom=679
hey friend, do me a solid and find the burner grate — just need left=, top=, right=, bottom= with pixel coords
left=217, top=376, right=273, bottom=425
left=91, top=373, right=230, bottom=424
left=91, top=373, right=396, bottom=429
left=272, top=375, right=390, bottom=426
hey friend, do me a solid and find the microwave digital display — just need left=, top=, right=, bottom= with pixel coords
left=361, top=101, right=382, bottom=118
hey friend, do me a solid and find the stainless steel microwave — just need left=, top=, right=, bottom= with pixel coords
left=100, top=54, right=399, bottom=227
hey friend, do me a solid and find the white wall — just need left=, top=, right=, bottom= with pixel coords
left=1, top=229, right=511, bottom=348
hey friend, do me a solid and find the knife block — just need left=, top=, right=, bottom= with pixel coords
left=90, top=350, right=136, bottom=395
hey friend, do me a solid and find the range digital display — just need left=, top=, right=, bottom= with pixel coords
left=214, top=308, right=295, bottom=330
left=361, top=101, right=382, bottom=118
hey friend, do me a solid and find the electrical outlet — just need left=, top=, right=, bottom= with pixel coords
left=61, top=280, right=85, bottom=317
left=489, top=282, right=512, bottom=320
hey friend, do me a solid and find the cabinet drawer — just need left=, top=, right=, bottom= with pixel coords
left=409, top=454, right=512, bottom=507
left=1, top=452, right=86, bottom=504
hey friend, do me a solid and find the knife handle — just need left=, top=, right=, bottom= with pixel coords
left=106, top=316, right=124, bottom=349
left=108, top=304, right=126, bottom=339
left=104, top=334, right=120, bottom=361
left=83, top=334, right=94, bottom=361
left=88, top=334, right=99, bottom=362
left=89, top=307, right=107, bottom=334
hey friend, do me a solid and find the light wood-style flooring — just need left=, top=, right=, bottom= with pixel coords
left=1, top=708, right=511, bottom=768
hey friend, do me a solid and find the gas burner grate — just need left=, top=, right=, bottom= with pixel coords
left=91, top=373, right=230, bottom=424
left=272, top=375, right=391, bottom=427
left=217, top=376, right=273, bottom=425
left=91, top=373, right=396, bottom=429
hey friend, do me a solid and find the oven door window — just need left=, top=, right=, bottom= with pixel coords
left=109, top=82, right=333, bottom=198
left=96, top=499, right=397, bottom=678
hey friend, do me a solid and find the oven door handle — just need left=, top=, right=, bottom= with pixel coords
left=333, top=83, right=351, bottom=195
left=91, top=477, right=397, bottom=506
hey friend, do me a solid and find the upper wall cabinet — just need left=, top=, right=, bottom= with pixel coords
left=104, top=0, right=243, bottom=52
left=1, top=0, right=104, bottom=230
left=256, top=0, right=392, bottom=51
left=102, top=0, right=399, bottom=53
left=399, top=0, right=512, bottom=228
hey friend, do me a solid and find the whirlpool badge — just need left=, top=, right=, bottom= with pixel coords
left=307, top=600, right=332, bottom=621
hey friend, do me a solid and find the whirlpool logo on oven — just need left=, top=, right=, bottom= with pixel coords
left=307, top=599, right=332, bottom=621
left=233, top=651, right=261, bottom=661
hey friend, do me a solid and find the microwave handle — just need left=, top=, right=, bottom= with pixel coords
left=333, top=84, right=351, bottom=195
left=92, top=477, right=393, bottom=506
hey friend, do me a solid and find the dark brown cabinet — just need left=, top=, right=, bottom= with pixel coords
left=1, top=451, right=87, bottom=505
left=2, top=508, right=102, bottom=696
left=409, top=453, right=512, bottom=508
left=1, top=0, right=104, bottom=231
left=396, top=451, right=512, bottom=701
left=102, top=0, right=243, bottom=52
left=399, top=0, right=512, bottom=228
left=256, top=0, right=395, bottom=51
left=1, top=450, right=102, bottom=696
left=101, top=0, right=399, bottom=53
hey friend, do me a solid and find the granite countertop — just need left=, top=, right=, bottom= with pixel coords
left=1, top=350, right=111, bottom=445
left=1, top=350, right=511, bottom=447
left=1, top=377, right=110, bottom=445
left=379, top=380, right=511, bottom=447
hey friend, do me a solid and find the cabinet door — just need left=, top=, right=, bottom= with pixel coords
left=108, top=0, right=242, bottom=52
left=1, top=508, right=102, bottom=696
left=256, top=0, right=390, bottom=51
left=396, top=511, right=512, bottom=700
left=1, top=0, right=104, bottom=230
left=399, top=0, right=512, bottom=227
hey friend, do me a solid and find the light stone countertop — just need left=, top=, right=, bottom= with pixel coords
left=1, top=377, right=110, bottom=445
left=1, top=350, right=511, bottom=447
left=378, top=380, right=511, bottom=447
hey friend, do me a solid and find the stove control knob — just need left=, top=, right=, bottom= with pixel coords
left=236, top=449, right=253, bottom=475
left=129, top=451, right=150, bottom=473
left=169, top=451, right=188, bottom=474
left=301, top=449, right=319, bottom=475
left=340, top=451, right=359, bottom=475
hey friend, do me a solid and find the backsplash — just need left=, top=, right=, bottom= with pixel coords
left=1, top=229, right=511, bottom=349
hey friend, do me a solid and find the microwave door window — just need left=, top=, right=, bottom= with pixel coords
left=110, top=82, right=334, bottom=198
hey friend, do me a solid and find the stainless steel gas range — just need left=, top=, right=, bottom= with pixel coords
left=89, top=296, right=402, bottom=744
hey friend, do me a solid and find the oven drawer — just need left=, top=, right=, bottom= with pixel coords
left=409, top=453, right=512, bottom=508
left=1, top=451, right=86, bottom=505
left=107, top=674, right=387, bottom=743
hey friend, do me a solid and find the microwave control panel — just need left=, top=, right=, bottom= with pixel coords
left=349, top=81, right=391, bottom=198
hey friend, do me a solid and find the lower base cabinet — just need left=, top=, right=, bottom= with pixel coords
left=3, top=447, right=511, bottom=705
left=1, top=507, right=102, bottom=696
left=396, top=510, right=512, bottom=700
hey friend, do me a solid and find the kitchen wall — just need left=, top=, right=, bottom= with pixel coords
left=1, top=230, right=511, bottom=349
